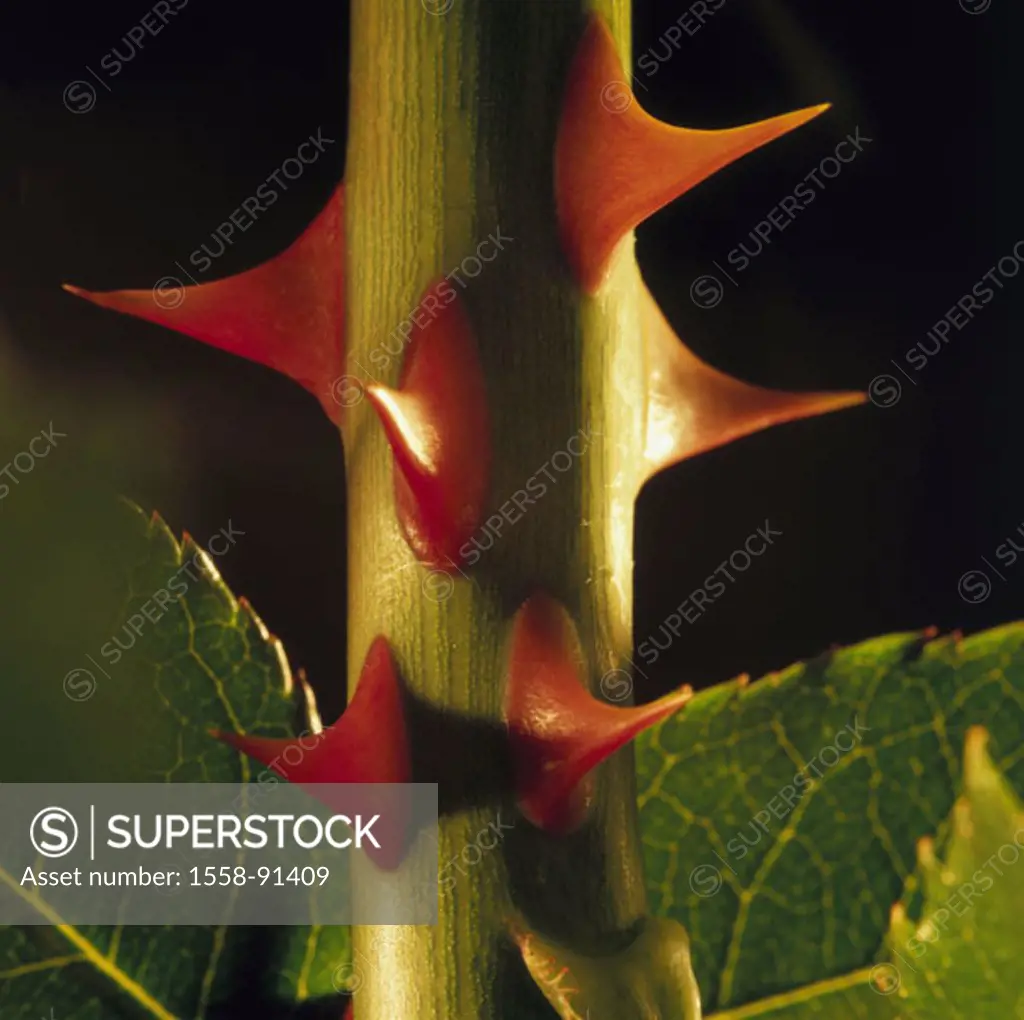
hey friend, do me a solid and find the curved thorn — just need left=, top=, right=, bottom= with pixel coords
left=366, top=279, right=491, bottom=571
left=505, top=592, right=690, bottom=832
left=556, top=13, right=830, bottom=292
left=641, top=279, right=864, bottom=486
left=64, top=183, right=346, bottom=423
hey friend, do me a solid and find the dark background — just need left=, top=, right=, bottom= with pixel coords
left=0, top=0, right=1019, bottom=721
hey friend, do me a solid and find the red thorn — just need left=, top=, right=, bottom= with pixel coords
left=343, top=1003, right=353, bottom=1020
left=505, top=593, right=691, bottom=833
left=366, top=279, right=491, bottom=571
left=214, top=637, right=411, bottom=868
left=556, top=14, right=830, bottom=292
left=215, top=637, right=409, bottom=782
left=63, top=183, right=345, bottom=423
left=641, top=280, right=864, bottom=485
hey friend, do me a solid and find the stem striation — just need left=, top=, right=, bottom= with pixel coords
left=345, top=2, right=644, bottom=1017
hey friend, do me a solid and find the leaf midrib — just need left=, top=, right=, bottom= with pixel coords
left=707, top=966, right=876, bottom=1018
left=0, top=864, right=180, bottom=1020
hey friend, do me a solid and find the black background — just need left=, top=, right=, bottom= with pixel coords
left=0, top=0, right=1019, bottom=722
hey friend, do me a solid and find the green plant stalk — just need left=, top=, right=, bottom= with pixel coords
left=345, top=1, right=646, bottom=1016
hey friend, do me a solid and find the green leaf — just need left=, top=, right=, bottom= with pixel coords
left=882, top=725, right=1024, bottom=1016
left=0, top=502, right=352, bottom=1018
left=650, top=727, right=1024, bottom=1018
left=635, top=624, right=1024, bottom=1017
